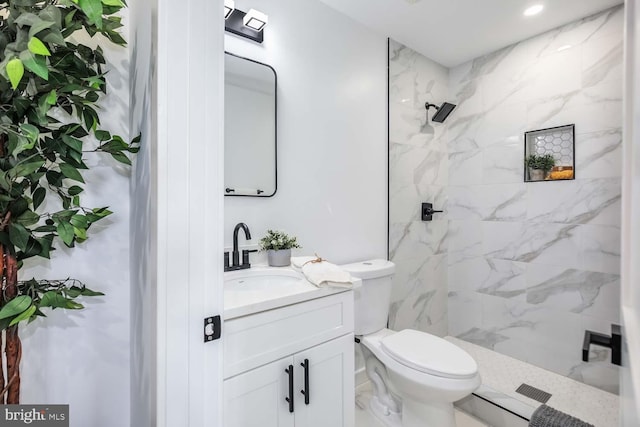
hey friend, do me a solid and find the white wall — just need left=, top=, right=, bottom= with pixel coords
left=19, top=11, right=132, bottom=427
left=224, top=0, right=387, bottom=264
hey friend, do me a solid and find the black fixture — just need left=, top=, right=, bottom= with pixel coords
left=425, top=102, right=457, bottom=123
left=583, top=324, right=621, bottom=366
left=225, top=9, right=264, bottom=43
left=224, top=222, right=256, bottom=271
left=421, top=202, right=443, bottom=221
left=285, top=365, right=294, bottom=413
left=300, top=359, right=310, bottom=405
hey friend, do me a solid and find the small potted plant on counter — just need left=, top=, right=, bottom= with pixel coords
left=526, top=154, right=556, bottom=181
left=260, top=230, right=301, bottom=267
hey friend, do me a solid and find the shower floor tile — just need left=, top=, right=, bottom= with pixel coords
left=355, top=382, right=488, bottom=427
left=446, top=336, right=619, bottom=427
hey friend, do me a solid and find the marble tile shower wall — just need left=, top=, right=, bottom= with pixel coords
left=388, top=40, right=449, bottom=336
left=446, top=6, right=623, bottom=394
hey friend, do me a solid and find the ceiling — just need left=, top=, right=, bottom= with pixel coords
left=317, top=0, right=623, bottom=67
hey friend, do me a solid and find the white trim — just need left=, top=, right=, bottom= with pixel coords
left=621, top=0, right=640, bottom=423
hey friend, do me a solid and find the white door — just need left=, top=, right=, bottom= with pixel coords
left=621, top=0, right=640, bottom=425
left=224, top=357, right=296, bottom=427
left=293, top=334, right=355, bottom=427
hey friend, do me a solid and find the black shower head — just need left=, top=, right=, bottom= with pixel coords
left=425, top=102, right=457, bottom=123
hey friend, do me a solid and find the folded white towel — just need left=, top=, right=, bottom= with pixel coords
left=291, top=256, right=353, bottom=289
left=291, top=256, right=316, bottom=270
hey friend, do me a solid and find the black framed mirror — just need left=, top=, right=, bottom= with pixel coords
left=224, top=52, right=277, bottom=197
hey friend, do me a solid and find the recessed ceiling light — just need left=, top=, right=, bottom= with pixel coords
left=524, top=4, right=544, bottom=16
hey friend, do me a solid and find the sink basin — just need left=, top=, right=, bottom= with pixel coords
left=223, top=266, right=357, bottom=319
left=225, top=267, right=304, bottom=290
left=224, top=267, right=318, bottom=315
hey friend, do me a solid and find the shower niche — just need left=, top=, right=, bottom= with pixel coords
left=524, top=124, right=575, bottom=182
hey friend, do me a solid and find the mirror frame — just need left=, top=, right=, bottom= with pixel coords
left=224, top=51, right=278, bottom=197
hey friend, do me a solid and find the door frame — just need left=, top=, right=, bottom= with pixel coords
left=155, top=0, right=225, bottom=425
left=621, top=0, right=640, bottom=424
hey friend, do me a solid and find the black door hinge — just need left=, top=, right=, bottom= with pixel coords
left=204, top=315, right=222, bottom=343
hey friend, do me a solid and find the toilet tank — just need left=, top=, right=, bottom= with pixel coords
left=341, top=259, right=395, bottom=335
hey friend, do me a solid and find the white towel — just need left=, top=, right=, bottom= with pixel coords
left=291, top=256, right=353, bottom=289
left=291, top=256, right=316, bottom=270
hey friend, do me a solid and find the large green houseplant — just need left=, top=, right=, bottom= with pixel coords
left=0, top=0, right=137, bottom=403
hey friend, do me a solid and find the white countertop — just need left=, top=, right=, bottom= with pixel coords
left=224, top=265, right=359, bottom=320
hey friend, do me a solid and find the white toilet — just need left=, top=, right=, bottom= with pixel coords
left=342, top=259, right=481, bottom=427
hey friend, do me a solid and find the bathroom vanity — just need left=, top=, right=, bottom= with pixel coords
left=223, top=267, right=356, bottom=427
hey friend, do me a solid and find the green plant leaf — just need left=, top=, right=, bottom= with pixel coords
left=79, top=0, right=104, bottom=29
left=62, top=135, right=83, bottom=153
left=59, top=163, right=85, bottom=183
left=6, top=58, right=25, bottom=89
left=40, top=291, right=67, bottom=308
left=9, top=305, right=36, bottom=326
left=56, top=221, right=74, bottom=246
left=102, top=0, right=124, bottom=6
left=19, top=50, right=48, bottom=80
left=81, top=287, right=104, bottom=296
left=28, top=20, right=56, bottom=39
left=9, top=159, right=45, bottom=178
left=0, top=296, right=33, bottom=320
left=110, top=151, right=131, bottom=165
left=20, top=123, right=39, bottom=145
left=28, top=37, right=51, bottom=56
left=45, top=89, right=57, bottom=105
left=8, top=223, right=31, bottom=251
left=68, top=185, right=83, bottom=196
left=15, top=210, right=40, bottom=227
left=32, top=187, right=46, bottom=210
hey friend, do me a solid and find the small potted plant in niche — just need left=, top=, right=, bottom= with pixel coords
left=260, top=230, right=301, bottom=267
left=526, top=154, right=556, bottom=181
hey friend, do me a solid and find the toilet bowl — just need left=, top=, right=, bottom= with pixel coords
left=342, top=260, right=481, bottom=427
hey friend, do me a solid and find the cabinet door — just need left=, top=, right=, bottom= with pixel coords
left=293, top=334, right=354, bottom=427
left=224, top=356, right=295, bottom=427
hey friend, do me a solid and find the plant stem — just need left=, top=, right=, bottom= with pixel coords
left=4, top=248, right=20, bottom=404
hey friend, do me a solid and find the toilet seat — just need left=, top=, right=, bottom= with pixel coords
left=380, top=329, right=478, bottom=379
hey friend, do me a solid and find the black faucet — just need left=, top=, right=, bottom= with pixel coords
left=224, top=222, right=257, bottom=272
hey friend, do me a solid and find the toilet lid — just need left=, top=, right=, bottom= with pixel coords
left=381, top=330, right=478, bottom=379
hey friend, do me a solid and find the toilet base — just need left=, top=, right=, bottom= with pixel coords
left=402, top=398, right=456, bottom=427
left=369, top=395, right=402, bottom=427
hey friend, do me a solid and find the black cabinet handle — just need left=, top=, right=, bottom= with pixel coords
left=300, top=359, right=310, bottom=405
left=285, top=365, right=294, bottom=413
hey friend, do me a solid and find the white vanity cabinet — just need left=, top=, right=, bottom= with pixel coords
left=223, top=290, right=354, bottom=427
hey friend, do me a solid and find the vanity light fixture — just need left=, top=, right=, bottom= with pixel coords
left=523, top=4, right=544, bottom=16
left=243, top=9, right=268, bottom=31
left=224, top=6, right=268, bottom=43
left=224, top=0, right=235, bottom=19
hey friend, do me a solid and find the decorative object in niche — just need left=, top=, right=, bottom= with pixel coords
left=524, top=124, right=575, bottom=182
left=259, top=230, right=301, bottom=267
left=526, top=154, right=555, bottom=181
left=224, top=52, right=277, bottom=197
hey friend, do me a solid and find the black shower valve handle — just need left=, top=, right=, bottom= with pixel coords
left=421, top=202, right=443, bottom=221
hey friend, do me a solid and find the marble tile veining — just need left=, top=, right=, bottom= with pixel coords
left=392, top=5, right=623, bottom=397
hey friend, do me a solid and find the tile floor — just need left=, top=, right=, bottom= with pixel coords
left=447, top=336, right=619, bottom=426
left=355, top=382, right=488, bottom=427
